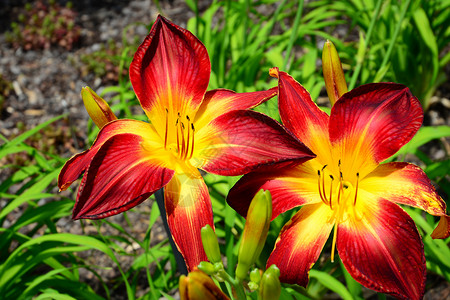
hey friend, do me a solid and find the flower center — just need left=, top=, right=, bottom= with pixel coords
left=164, top=108, right=195, bottom=161
left=317, top=159, right=360, bottom=262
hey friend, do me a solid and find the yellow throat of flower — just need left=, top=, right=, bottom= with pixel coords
left=317, top=159, right=360, bottom=262
left=163, top=108, right=196, bottom=162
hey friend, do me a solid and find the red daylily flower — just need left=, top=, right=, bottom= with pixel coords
left=227, top=67, right=450, bottom=299
left=58, top=16, right=315, bottom=271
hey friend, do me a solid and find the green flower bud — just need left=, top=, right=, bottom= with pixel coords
left=258, top=265, right=281, bottom=300
left=250, top=268, right=262, bottom=284
left=198, top=261, right=216, bottom=275
left=236, top=189, right=272, bottom=281
left=179, top=270, right=230, bottom=300
left=201, top=224, right=222, bottom=264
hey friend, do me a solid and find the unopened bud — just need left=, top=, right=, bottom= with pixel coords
left=198, top=261, right=216, bottom=276
left=250, top=268, right=262, bottom=284
left=81, top=86, right=117, bottom=128
left=322, top=40, right=347, bottom=105
left=258, top=265, right=281, bottom=300
left=201, top=224, right=222, bottom=264
left=179, top=270, right=230, bottom=300
left=236, top=190, right=272, bottom=281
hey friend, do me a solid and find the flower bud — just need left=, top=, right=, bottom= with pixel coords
left=81, top=86, right=117, bottom=128
left=250, top=268, right=262, bottom=284
left=198, top=261, right=216, bottom=275
left=258, top=265, right=281, bottom=300
left=322, top=40, right=347, bottom=106
left=236, top=189, right=272, bottom=281
left=201, top=224, right=222, bottom=264
left=179, top=270, right=230, bottom=300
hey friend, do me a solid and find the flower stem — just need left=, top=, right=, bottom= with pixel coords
left=217, top=269, right=247, bottom=300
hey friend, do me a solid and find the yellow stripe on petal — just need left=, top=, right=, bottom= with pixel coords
left=337, top=193, right=426, bottom=300
left=361, top=162, right=447, bottom=217
left=164, top=170, right=214, bottom=271
left=267, top=203, right=334, bottom=287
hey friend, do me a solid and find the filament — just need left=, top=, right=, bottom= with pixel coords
left=189, top=123, right=195, bottom=159
left=176, top=118, right=180, bottom=154
left=330, top=222, right=338, bottom=262
left=164, top=108, right=168, bottom=149
left=180, top=122, right=186, bottom=159
left=354, top=173, right=359, bottom=205
left=329, top=175, right=334, bottom=210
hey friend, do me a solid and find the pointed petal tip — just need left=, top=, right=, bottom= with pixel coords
left=269, top=67, right=279, bottom=78
left=431, top=215, right=450, bottom=239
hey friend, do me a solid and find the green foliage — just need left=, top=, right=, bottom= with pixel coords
left=1, top=0, right=449, bottom=299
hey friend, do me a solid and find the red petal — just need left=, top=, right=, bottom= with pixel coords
left=267, top=203, right=334, bottom=287
left=194, top=87, right=277, bottom=129
left=194, top=110, right=315, bottom=176
left=129, top=15, right=210, bottom=124
left=73, top=133, right=174, bottom=219
left=337, top=197, right=426, bottom=300
left=275, top=69, right=331, bottom=160
left=362, top=162, right=448, bottom=218
left=58, top=120, right=161, bottom=191
left=329, top=83, right=423, bottom=165
left=164, top=171, right=214, bottom=271
left=227, top=160, right=322, bottom=220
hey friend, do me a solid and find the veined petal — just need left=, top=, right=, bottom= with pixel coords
left=73, top=133, right=174, bottom=219
left=193, top=110, right=315, bottom=176
left=194, top=87, right=277, bottom=130
left=227, top=160, right=323, bottom=220
left=362, top=162, right=448, bottom=219
left=337, top=195, right=426, bottom=300
left=362, top=162, right=450, bottom=239
left=271, top=68, right=331, bottom=162
left=267, top=203, right=334, bottom=287
left=58, top=119, right=162, bottom=191
left=129, top=15, right=210, bottom=136
left=329, top=83, right=423, bottom=176
left=165, top=170, right=214, bottom=271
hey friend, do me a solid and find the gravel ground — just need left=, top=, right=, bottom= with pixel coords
left=0, top=0, right=449, bottom=299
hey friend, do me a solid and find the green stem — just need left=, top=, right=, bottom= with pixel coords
left=348, top=0, right=383, bottom=90
left=217, top=269, right=246, bottom=300
left=373, top=0, right=411, bottom=82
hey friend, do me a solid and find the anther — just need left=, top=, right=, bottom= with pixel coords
left=189, top=123, right=195, bottom=159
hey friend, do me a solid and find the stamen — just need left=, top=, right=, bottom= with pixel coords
left=354, top=172, right=359, bottom=205
left=317, top=170, right=328, bottom=205
left=329, top=175, right=334, bottom=210
left=176, top=118, right=180, bottom=154
left=164, top=108, right=168, bottom=149
left=331, top=224, right=338, bottom=262
left=180, top=122, right=186, bottom=159
left=322, top=166, right=327, bottom=203
left=337, top=172, right=344, bottom=204
left=185, top=116, right=190, bottom=160
left=189, top=123, right=195, bottom=159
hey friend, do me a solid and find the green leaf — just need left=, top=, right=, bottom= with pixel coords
left=392, top=126, right=450, bottom=158
left=309, top=269, right=353, bottom=300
